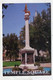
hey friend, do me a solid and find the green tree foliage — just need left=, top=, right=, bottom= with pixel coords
left=18, top=26, right=25, bottom=49
left=2, top=4, right=8, bottom=18
left=3, top=33, right=19, bottom=61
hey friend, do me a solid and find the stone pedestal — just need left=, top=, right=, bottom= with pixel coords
left=25, top=53, right=27, bottom=64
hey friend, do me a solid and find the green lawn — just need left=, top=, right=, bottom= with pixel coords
left=3, top=61, right=21, bottom=67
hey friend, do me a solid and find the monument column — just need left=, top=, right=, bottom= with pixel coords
left=25, top=53, right=27, bottom=64
left=33, top=54, right=35, bottom=64
left=25, top=13, right=30, bottom=47
left=21, top=55, right=22, bottom=62
left=24, top=4, right=30, bottom=47
left=19, top=4, right=35, bottom=66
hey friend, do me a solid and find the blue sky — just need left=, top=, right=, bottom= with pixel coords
left=3, top=3, right=48, bottom=37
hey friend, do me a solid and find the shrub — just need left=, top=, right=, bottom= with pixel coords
left=34, top=62, right=40, bottom=66
left=12, top=67, right=19, bottom=71
left=27, top=69, right=32, bottom=71
left=38, top=67, right=43, bottom=71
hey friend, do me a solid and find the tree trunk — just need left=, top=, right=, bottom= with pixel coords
left=10, top=56, right=11, bottom=61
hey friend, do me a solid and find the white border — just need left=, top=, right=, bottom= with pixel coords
left=0, top=0, right=53, bottom=80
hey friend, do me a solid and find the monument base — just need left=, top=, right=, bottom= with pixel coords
left=19, top=46, right=35, bottom=64
left=19, top=64, right=38, bottom=70
left=19, top=46, right=38, bottom=64
left=20, top=46, right=34, bottom=53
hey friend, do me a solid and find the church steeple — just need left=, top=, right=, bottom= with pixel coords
left=35, top=10, right=38, bottom=17
left=33, top=10, right=38, bottom=22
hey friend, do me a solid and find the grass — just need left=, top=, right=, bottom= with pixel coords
left=3, top=61, right=21, bottom=67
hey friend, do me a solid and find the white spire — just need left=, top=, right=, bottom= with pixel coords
left=35, top=10, right=38, bottom=17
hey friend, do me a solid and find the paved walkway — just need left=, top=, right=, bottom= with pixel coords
left=40, top=63, right=51, bottom=67
left=3, top=63, right=51, bottom=69
left=3, top=66, right=14, bottom=69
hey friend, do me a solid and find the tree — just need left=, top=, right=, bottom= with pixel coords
left=2, top=4, right=8, bottom=18
left=3, top=33, right=19, bottom=61
left=18, top=26, right=25, bottom=49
